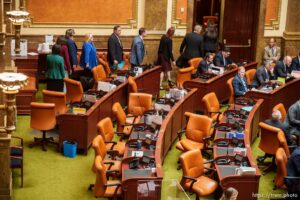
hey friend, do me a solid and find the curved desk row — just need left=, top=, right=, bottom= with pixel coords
left=121, top=88, right=198, bottom=200
left=183, top=62, right=258, bottom=111
left=246, top=78, right=300, bottom=120
left=58, top=66, right=161, bottom=153
left=213, top=99, right=263, bottom=200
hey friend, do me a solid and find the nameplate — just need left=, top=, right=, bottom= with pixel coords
left=131, top=150, right=143, bottom=157
left=72, top=107, right=86, bottom=114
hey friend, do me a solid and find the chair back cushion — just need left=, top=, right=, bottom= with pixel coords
left=186, top=114, right=213, bottom=142
left=64, top=78, right=83, bottom=102
left=227, top=77, right=234, bottom=104
left=245, top=69, right=256, bottom=85
left=94, top=155, right=108, bottom=197
left=180, top=149, right=204, bottom=179
left=112, top=102, right=126, bottom=132
left=128, top=93, right=152, bottom=115
left=259, top=122, right=281, bottom=155
left=42, top=89, right=67, bottom=114
left=176, top=66, right=194, bottom=88
left=97, top=117, right=115, bottom=142
left=30, top=102, right=56, bottom=131
left=202, top=92, right=220, bottom=117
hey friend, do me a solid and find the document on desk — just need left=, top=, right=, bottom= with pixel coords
left=131, top=150, right=143, bottom=157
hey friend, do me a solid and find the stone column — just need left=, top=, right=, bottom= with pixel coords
left=282, top=0, right=300, bottom=56
left=0, top=135, right=11, bottom=200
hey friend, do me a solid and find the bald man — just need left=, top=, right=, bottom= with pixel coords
left=177, top=25, right=204, bottom=68
left=264, top=38, right=281, bottom=63
left=274, top=56, right=292, bottom=79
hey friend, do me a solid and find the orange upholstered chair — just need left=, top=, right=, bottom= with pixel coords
left=128, top=76, right=139, bottom=93
left=91, top=135, right=121, bottom=174
left=227, top=77, right=234, bottom=104
left=97, top=117, right=126, bottom=156
left=176, top=112, right=213, bottom=152
left=128, top=93, right=152, bottom=116
left=89, top=155, right=122, bottom=198
left=272, top=103, right=287, bottom=122
left=42, top=89, right=68, bottom=115
left=123, top=52, right=131, bottom=70
left=245, top=69, right=256, bottom=85
left=176, top=66, right=194, bottom=88
left=203, top=16, right=218, bottom=28
left=202, top=92, right=223, bottom=122
left=64, top=78, right=84, bottom=102
left=179, top=149, right=218, bottom=199
left=274, top=148, right=288, bottom=189
left=188, top=57, right=202, bottom=74
left=29, top=102, right=58, bottom=151
left=92, top=65, right=110, bottom=89
left=112, top=102, right=140, bottom=137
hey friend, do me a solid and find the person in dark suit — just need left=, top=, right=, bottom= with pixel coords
left=107, top=25, right=123, bottom=71
left=285, top=147, right=300, bottom=191
left=203, top=22, right=218, bottom=55
left=291, top=52, right=300, bottom=71
left=130, top=28, right=146, bottom=67
left=196, top=52, right=214, bottom=76
left=232, top=66, right=248, bottom=97
left=285, top=100, right=300, bottom=137
left=250, top=61, right=275, bottom=88
left=65, top=29, right=78, bottom=72
left=274, top=56, right=292, bottom=79
left=177, top=25, right=203, bottom=68
left=158, top=27, right=175, bottom=87
left=213, top=47, right=233, bottom=67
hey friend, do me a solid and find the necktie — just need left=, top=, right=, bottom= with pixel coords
left=272, top=47, right=275, bottom=55
left=241, top=77, right=247, bottom=91
left=223, top=55, right=226, bottom=66
left=265, top=70, right=269, bottom=80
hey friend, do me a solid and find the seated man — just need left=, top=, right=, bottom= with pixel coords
left=213, top=47, right=233, bottom=67
left=274, top=56, right=292, bottom=79
left=196, top=52, right=214, bottom=76
left=285, top=147, right=300, bottom=191
left=285, top=99, right=300, bottom=137
left=232, top=66, right=248, bottom=97
left=250, top=61, right=275, bottom=88
left=291, top=52, right=300, bottom=71
left=263, top=37, right=281, bottom=63
left=265, top=110, right=294, bottom=145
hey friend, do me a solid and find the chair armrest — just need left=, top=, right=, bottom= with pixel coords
left=202, top=136, right=212, bottom=141
left=11, top=136, right=23, bottom=146
left=115, top=132, right=127, bottom=140
left=183, top=175, right=197, bottom=193
left=204, top=167, right=216, bottom=172
left=104, top=182, right=122, bottom=198
left=106, top=170, right=119, bottom=174
left=104, top=161, right=115, bottom=170
left=203, top=136, right=212, bottom=148
left=105, top=141, right=117, bottom=150
left=107, top=150, right=119, bottom=159
left=177, top=129, right=186, bottom=140
left=203, top=159, right=215, bottom=164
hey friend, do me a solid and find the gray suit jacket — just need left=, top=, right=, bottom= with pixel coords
left=285, top=101, right=300, bottom=136
left=130, top=36, right=145, bottom=66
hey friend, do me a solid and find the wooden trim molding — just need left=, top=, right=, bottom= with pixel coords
left=171, top=0, right=187, bottom=29
left=24, top=0, right=138, bottom=29
left=264, top=0, right=281, bottom=30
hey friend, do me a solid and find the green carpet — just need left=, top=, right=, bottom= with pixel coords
left=11, top=83, right=286, bottom=200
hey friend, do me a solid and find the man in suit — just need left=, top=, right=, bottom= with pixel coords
left=107, top=25, right=123, bottom=70
left=274, top=56, right=292, bottom=79
left=285, top=147, right=300, bottom=191
left=213, top=47, right=233, bottom=67
left=196, top=52, right=214, bottom=76
left=250, top=61, right=275, bottom=88
left=177, top=25, right=203, bottom=68
left=263, top=38, right=281, bottom=63
left=291, top=52, right=300, bottom=71
left=130, top=28, right=146, bottom=66
left=285, top=100, right=300, bottom=137
left=65, top=29, right=78, bottom=72
left=232, top=66, right=248, bottom=97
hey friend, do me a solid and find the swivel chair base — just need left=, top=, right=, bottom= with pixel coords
left=29, top=130, right=58, bottom=151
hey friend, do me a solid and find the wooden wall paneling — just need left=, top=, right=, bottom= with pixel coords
left=144, top=0, right=167, bottom=30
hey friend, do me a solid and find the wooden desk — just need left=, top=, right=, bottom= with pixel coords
left=58, top=66, right=161, bottom=154
left=183, top=62, right=258, bottom=111
left=121, top=89, right=198, bottom=200
left=246, top=78, right=300, bottom=120
left=213, top=99, right=263, bottom=200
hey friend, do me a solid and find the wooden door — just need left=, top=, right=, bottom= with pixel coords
left=193, top=0, right=221, bottom=26
left=221, top=0, right=259, bottom=62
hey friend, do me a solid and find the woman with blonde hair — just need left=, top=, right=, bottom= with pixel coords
left=80, top=33, right=98, bottom=75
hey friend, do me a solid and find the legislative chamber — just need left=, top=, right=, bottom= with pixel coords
left=1, top=1, right=300, bottom=200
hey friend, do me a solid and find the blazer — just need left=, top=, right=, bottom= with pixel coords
left=286, top=147, right=300, bottom=190
left=179, top=32, right=203, bottom=60
left=213, top=52, right=233, bottom=67
left=158, top=34, right=174, bottom=61
left=285, top=101, right=300, bottom=135
left=263, top=45, right=281, bottom=62
left=196, top=59, right=211, bottom=75
left=232, top=75, right=248, bottom=97
left=250, top=66, right=274, bottom=88
left=107, top=33, right=123, bottom=66
left=66, top=38, right=78, bottom=67
left=274, top=61, right=293, bottom=79
left=60, top=44, right=71, bottom=73
left=291, top=56, right=300, bottom=71
left=130, top=36, right=145, bottom=66
left=45, top=54, right=65, bottom=80
left=79, top=42, right=98, bottom=70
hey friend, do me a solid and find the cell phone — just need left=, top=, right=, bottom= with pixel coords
left=129, top=158, right=140, bottom=169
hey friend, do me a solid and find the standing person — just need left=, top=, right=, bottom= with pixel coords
left=203, top=22, right=218, bottom=55
left=157, top=27, right=175, bottom=88
left=107, top=25, right=123, bottom=71
left=130, top=28, right=146, bottom=67
left=79, top=33, right=98, bottom=76
left=65, top=29, right=78, bottom=72
left=263, top=37, right=281, bottom=63
left=45, top=44, right=65, bottom=92
left=56, top=36, right=71, bottom=76
left=177, top=25, right=203, bottom=68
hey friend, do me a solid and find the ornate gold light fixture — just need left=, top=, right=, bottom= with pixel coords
left=0, top=72, right=28, bottom=135
left=6, top=10, right=30, bottom=55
